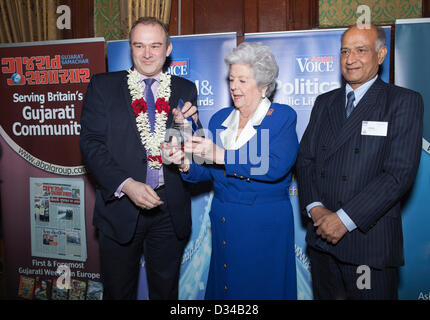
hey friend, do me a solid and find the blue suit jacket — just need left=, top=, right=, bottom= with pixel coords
left=296, top=78, right=423, bottom=268
left=183, top=103, right=298, bottom=203
left=182, top=103, right=299, bottom=300
left=80, top=71, right=197, bottom=243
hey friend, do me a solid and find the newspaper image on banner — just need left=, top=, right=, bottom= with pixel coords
left=29, top=177, right=87, bottom=261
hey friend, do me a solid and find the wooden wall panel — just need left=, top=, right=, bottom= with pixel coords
left=257, top=0, right=288, bottom=32
left=244, top=0, right=259, bottom=33
left=169, top=0, right=318, bottom=37
left=61, top=0, right=94, bottom=39
left=180, top=0, right=195, bottom=35
left=291, top=0, right=318, bottom=29
left=194, top=0, right=244, bottom=35
left=169, top=0, right=179, bottom=35
left=423, top=0, right=430, bottom=17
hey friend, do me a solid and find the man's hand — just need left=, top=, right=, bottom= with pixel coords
left=161, top=136, right=189, bottom=171
left=309, top=205, right=331, bottom=223
left=314, top=211, right=348, bottom=245
left=172, top=101, right=198, bottom=123
left=121, top=178, right=163, bottom=210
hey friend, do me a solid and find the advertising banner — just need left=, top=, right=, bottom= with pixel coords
left=30, top=177, right=86, bottom=262
left=395, top=18, right=430, bottom=300
left=0, top=38, right=105, bottom=299
left=245, top=27, right=391, bottom=300
left=107, top=32, right=236, bottom=300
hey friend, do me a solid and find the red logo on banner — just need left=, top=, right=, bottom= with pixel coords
left=1, top=55, right=90, bottom=86
left=0, top=41, right=105, bottom=175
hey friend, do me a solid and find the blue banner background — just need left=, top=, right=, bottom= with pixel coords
left=107, top=33, right=236, bottom=300
left=105, top=27, right=428, bottom=301
left=395, top=19, right=430, bottom=300
left=245, top=27, right=391, bottom=300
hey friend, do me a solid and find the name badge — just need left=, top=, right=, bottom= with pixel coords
left=361, top=121, right=388, bottom=136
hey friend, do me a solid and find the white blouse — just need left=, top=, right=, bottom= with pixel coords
left=219, top=97, right=271, bottom=150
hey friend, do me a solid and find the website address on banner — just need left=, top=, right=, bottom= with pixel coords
left=18, top=147, right=87, bottom=176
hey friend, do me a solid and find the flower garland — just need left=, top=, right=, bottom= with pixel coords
left=127, top=69, right=171, bottom=169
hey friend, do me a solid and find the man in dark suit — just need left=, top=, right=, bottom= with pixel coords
left=296, top=24, right=423, bottom=299
left=80, top=17, right=198, bottom=299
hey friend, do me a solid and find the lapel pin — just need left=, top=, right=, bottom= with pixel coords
left=267, top=108, right=274, bottom=116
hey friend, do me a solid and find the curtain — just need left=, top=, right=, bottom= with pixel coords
left=120, top=0, right=172, bottom=38
left=94, top=0, right=122, bottom=40
left=0, top=0, right=60, bottom=43
left=319, top=0, right=422, bottom=27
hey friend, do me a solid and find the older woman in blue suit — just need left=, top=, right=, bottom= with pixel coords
left=163, top=42, right=298, bottom=299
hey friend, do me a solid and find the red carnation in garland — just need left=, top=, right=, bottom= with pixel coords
left=148, top=155, right=162, bottom=164
left=127, top=69, right=171, bottom=170
left=132, top=98, right=147, bottom=117
left=155, top=97, right=170, bottom=114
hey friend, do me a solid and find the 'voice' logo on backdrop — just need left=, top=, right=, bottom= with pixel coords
left=167, top=59, right=189, bottom=77
left=295, top=55, right=335, bottom=74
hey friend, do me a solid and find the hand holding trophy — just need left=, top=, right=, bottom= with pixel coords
left=162, top=99, right=197, bottom=171
left=172, top=98, right=194, bottom=146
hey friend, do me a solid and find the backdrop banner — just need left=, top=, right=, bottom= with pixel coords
left=107, top=32, right=236, bottom=300
left=0, top=38, right=105, bottom=300
left=395, top=18, right=430, bottom=300
left=245, top=27, right=391, bottom=300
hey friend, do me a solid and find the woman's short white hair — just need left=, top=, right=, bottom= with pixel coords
left=225, top=42, right=279, bottom=97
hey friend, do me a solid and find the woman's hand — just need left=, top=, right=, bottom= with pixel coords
left=184, top=136, right=225, bottom=164
left=161, top=136, right=189, bottom=171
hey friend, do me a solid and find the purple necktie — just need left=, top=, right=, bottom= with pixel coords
left=143, top=78, right=159, bottom=189
left=144, top=78, right=156, bottom=131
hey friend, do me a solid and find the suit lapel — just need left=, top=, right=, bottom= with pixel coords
left=167, top=76, right=177, bottom=129
left=327, top=87, right=347, bottom=138
left=121, top=74, right=148, bottom=154
left=324, top=78, right=384, bottom=161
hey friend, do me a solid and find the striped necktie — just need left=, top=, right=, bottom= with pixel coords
left=345, top=90, right=355, bottom=118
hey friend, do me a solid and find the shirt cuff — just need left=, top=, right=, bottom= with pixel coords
left=115, top=178, right=132, bottom=198
left=306, top=202, right=324, bottom=218
left=336, top=208, right=357, bottom=232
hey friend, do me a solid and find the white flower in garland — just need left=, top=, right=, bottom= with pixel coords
left=127, top=69, right=171, bottom=169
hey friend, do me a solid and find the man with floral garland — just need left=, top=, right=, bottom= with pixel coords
left=80, top=17, right=198, bottom=300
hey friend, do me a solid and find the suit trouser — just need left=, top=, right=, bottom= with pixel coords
left=98, top=187, right=188, bottom=300
left=308, top=246, right=399, bottom=300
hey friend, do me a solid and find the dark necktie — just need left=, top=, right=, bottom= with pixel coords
left=345, top=90, right=356, bottom=118
left=143, top=78, right=159, bottom=189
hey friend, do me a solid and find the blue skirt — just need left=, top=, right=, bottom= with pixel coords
left=204, top=195, right=297, bottom=300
